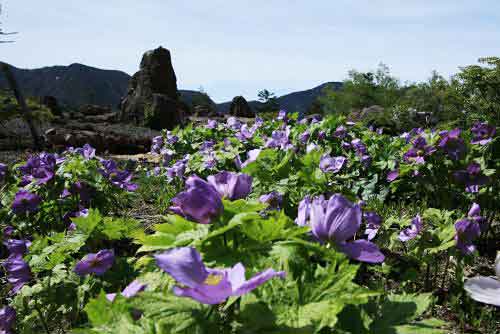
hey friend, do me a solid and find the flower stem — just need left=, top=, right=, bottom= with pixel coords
left=34, top=304, right=51, bottom=334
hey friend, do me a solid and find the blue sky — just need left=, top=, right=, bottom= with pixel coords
left=2, top=1, right=500, bottom=102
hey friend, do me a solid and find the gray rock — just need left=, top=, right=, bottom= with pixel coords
left=120, top=47, right=185, bottom=129
left=229, top=96, right=254, bottom=117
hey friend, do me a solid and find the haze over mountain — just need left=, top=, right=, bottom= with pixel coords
left=0, top=63, right=341, bottom=114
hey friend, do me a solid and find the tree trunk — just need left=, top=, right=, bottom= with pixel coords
left=0, top=62, right=43, bottom=150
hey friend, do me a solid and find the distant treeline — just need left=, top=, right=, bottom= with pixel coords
left=316, top=57, right=500, bottom=131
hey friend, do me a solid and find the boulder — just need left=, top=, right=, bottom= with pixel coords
left=360, top=105, right=384, bottom=119
left=193, top=105, right=216, bottom=117
left=45, top=123, right=160, bottom=154
left=229, top=96, right=254, bottom=117
left=120, top=46, right=185, bottom=129
left=80, top=104, right=112, bottom=116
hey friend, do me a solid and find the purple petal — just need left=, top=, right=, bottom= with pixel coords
left=173, top=279, right=232, bottom=305
left=387, top=169, right=399, bottom=182
left=323, top=194, right=361, bottom=243
left=230, top=264, right=286, bottom=296
left=155, top=247, right=209, bottom=288
left=339, top=240, right=385, bottom=263
left=310, top=196, right=329, bottom=242
left=295, top=196, right=311, bottom=226
left=122, top=279, right=147, bottom=298
left=74, top=249, right=114, bottom=276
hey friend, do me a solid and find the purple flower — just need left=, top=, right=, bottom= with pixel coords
left=74, top=249, right=115, bottom=276
left=166, top=131, right=179, bottom=145
left=111, top=171, right=138, bottom=191
left=166, top=159, right=187, bottom=181
left=151, top=136, right=164, bottom=154
left=0, top=163, right=7, bottom=182
left=3, top=226, right=14, bottom=238
left=341, top=141, right=351, bottom=150
left=4, top=254, right=31, bottom=294
left=17, top=154, right=57, bottom=185
left=319, top=155, right=346, bottom=173
left=471, top=122, right=495, bottom=145
left=453, top=162, right=489, bottom=193
left=333, top=126, right=347, bottom=139
left=311, top=114, right=322, bottom=123
left=387, top=169, right=399, bottom=182
left=364, top=211, right=382, bottom=241
left=277, top=110, right=287, bottom=121
left=240, top=149, right=261, bottom=169
left=299, top=131, right=310, bottom=144
left=75, top=144, right=96, bottom=160
left=254, top=117, right=264, bottom=128
left=351, top=139, right=367, bottom=156
left=398, top=215, right=423, bottom=242
left=206, top=119, right=217, bottom=129
left=306, top=143, right=319, bottom=153
left=207, top=172, right=252, bottom=200
left=100, top=160, right=138, bottom=191
left=106, top=279, right=147, bottom=302
left=203, top=154, right=217, bottom=169
left=0, top=306, right=16, bottom=334
left=467, top=203, right=487, bottom=232
left=160, top=149, right=175, bottom=166
left=226, top=117, right=241, bottom=130
left=455, top=219, right=481, bottom=255
left=200, top=140, right=215, bottom=152
left=317, top=130, right=326, bottom=141
left=400, top=132, right=411, bottom=143
left=3, top=239, right=29, bottom=257
left=300, top=194, right=385, bottom=263
left=155, top=247, right=285, bottom=304
left=170, top=176, right=224, bottom=224
left=360, top=155, right=372, bottom=168
left=64, top=207, right=89, bottom=231
left=265, top=127, right=292, bottom=150
left=67, top=181, right=92, bottom=205
left=295, top=195, right=312, bottom=227
left=11, top=190, right=41, bottom=215
left=235, top=127, right=254, bottom=142
left=438, top=128, right=466, bottom=160
left=259, top=191, right=283, bottom=209
left=403, top=136, right=436, bottom=164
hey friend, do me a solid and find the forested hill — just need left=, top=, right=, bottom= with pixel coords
left=0, top=63, right=340, bottom=113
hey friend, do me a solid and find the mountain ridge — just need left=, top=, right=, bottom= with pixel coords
left=0, top=63, right=342, bottom=114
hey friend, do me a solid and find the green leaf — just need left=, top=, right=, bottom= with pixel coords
left=240, top=211, right=289, bottom=243
left=130, top=292, right=213, bottom=334
left=370, top=293, right=434, bottom=332
left=99, top=217, right=141, bottom=240
left=29, top=231, right=88, bottom=271
left=73, top=208, right=102, bottom=234
left=84, top=291, right=133, bottom=327
left=135, top=215, right=206, bottom=252
left=223, top=199, right=267, bottom=217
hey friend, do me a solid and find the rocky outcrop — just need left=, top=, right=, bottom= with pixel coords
left=45, top=121, right=159, bottom=154
left=44, top=105, right=157, bottom=154
left=80, top=104, right=112, bottom=116
left=120, top=47, right=185, bottom=130
left=229, top=96, right=254, bottom=117
left=360, top=105, right=384, bottom=119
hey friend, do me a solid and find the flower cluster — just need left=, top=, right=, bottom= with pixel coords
left=296, top=194, right=385, bottom=263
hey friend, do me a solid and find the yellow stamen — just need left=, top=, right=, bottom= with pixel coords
left=204, top=274, right=223, bottom=286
